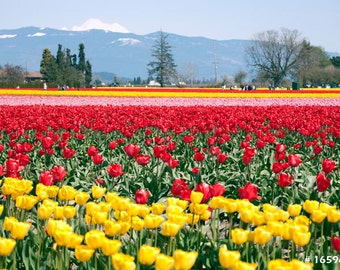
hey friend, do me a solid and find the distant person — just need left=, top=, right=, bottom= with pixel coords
left=43, top=82, right=47, bottom=91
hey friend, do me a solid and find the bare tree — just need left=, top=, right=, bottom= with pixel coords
left=234, top=71, right=247, bottom=86
left=177, top=62, right=198, bottom=87
left=246, top=28, right=305, bottom=87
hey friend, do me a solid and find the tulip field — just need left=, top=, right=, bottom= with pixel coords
left=0, top=88, right=339, bottom=270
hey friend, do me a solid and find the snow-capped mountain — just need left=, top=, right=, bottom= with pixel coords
left=0, top=25, right=252, bottom=79
left=70, top=18, right=129, bottom=33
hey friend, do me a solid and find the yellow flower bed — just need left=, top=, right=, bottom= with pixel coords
left=0, top=88, right=340, bottom=98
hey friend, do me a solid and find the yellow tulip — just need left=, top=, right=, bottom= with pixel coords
left=209, top=196, right=225, bottom=210
left=101, top=238, right=122, bottom=256
left=218, top=245, right=241, bottom=269
left=54, top=206, right=65, bottom=219
left=63, top=206, right=77, bottom=219
left=115, top=210, right=130, bottom=222
left=290, top=259, right=313, bottom=270
left=3, top=216, right=18, bottom=232
left=138, top=244, right=161, bottom=265
left=112, top=253, right=136, bottom=270
left=10, top=221, right=31, bottom=240
left=233, top=261, right=257, bottom=270
left=239, top=209, right=254, bottom=223
left=144, top=214, right=165, bottom=229
left=99, top=201, right=111, bottom=212
left=303, top=200, right=319, bottom=214
left=294, top=215, right=311, bottom=227
left=200, top=209, right=212, bottom=221
left=0, top=237, right=16, bottom=256
left=104, top=220, right=122, bottom=237
left=42, top=198, right=58, bottom=208
left=311, top=209, right=327, bottom=223
left=15, top=195, right=39, bottom=210
left=327, top=209, right=340, bottom=223
left=287, top=204, right=302, bottom=217
left=131, top=216, right=145, bottom=231
left=111, top=197, right=130, bottom=211
left=85, top=230, right=106, bottom=249
left=66, top=233, right=84, bottom=249
left=173, top=249, right=198, bottom=270
left=223, top=198, right=238, bottom=213
left=152, top=203, right=165, bottom=215
left=155, top=254, right=175, bottom=270
left=231, top=228, right=249, bottom=245
left=161, top=221, right=181, bottom=237
left=75, top=245, right=95, bottom=262
left=167, top=205, right=185, bottom=215
left=138, top=204, right=151, bottom=217
left=127, top=203, right=140, bottom=216
left=252, top=212, right=265, bottom=226
left=263, top=203, right=278, bottom=213
left=105, top=191, right=118, bottom=203
left=268, top=259, right=290, bottom=270
left=185, top=213, right=200, bottom=225
left=118, top=221, right=131, bottom=235
left=319, top=202, right=335, bottom=213
left=292, top=230, right=311, bottom=246
left=58, top=185, right=77, bottom=201
left=0, top=204, right=3, bottom=215
left=267, top=221, right=284, bottom=237
left=53, top=229, right=73, bottom=246
left=189, top=203, right=208, bottom=215
left=85, top=201, right=101, bottom=217
left=45, top=219, right=72, bottom=237
left=253, top=226, right=272, bottom=245
left=168, top=213, right=187, bottom=228
left=37, top=204, right=55, bottom=220
left=277, top=210, right=289, bottom=221
left=75, top=191, right=90, bottom=205
left=91, top=211, right=108, bottom=225
left=190, top=191, right=203, bottom=204
left=92, top=185, right=106, bottom=199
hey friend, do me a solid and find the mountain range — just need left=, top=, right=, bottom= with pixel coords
left=1, top=21, right=338, bottom=82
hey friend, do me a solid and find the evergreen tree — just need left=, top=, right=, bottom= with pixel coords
left=85, top=60, right=92, bottom=88
left=147, top=31, right=177, bottom=87
left=78, top=43, right=86, bottom=73
left=40, top=48, right=58, bottom=83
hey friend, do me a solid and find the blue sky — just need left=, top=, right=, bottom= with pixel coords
left=3, top=0, right=340, bottom=52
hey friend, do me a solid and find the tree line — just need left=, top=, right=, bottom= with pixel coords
left=1, top=29, right=340, bottom=88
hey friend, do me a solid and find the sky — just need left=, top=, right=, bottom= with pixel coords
left=2, top=0, right=340, bottom=53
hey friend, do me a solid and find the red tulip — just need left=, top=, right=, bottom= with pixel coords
left=316, top=172, right=331, bottom=192
left=0, top=144, right=4, bottom=153
left=194, top=152, right=205, bottom=162
left=92, top=154, right=104, bottom=165
left=210, top=182, right=225, bottom=197
left=313, top=145, right=323, bottom=155
left=167, top=141, right=176, bottom=151
left=217, top=153, right=228, bottom=163
left=179, top=188, right=192, bottom=201
left=39, top=171, right=54, bottom=186
left=0, top=164, right=5, bottom=176
left=183, top=135, right=195, bottom=143
left=135, top=189, right=150, bottom=204
left=107, top=163, right=124, bottom=178
left=50, top=166, right=67, bottom=182
left=135, top=154, right=151, bottom=166
left=331, top=237, right=340, bottom=252
left=124, top=144, right=140, bottom=158
left=272, top=162, right=283, bottom=174
left=87, top=146, right=98, bottom=157
left=255, top=140, right=266, bottom=149
left=109, top=141, right=117, bottom=149
left=238, top=182, right=261, bottom=201
left=171, top=178, right=189, bottom=197
left=63, top=147, right=76, bottom=159
left=207, top=136, right=217, bottom=146
left=167, top=158, right=179, bottom=168
left=144, top=138, right=153, bottom=146
left=275, top=143, right=286, bottom=153
left=322, top=159, right=337, bottom=174
left=195, top=182, right=211, bottom=203
left=192, top=167, right=200, bottom=174
left=209, top=146, right=221, bottom=156
left=288, top=154, right=302, bottom=167
left=277, top=172, right=293, bottom=187
left=153, top=145, right=167, bottom=158
left=42, top=136, right=54, bottom=149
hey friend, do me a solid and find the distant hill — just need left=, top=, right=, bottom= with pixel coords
left=1, top=27, right=338, bottom=81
